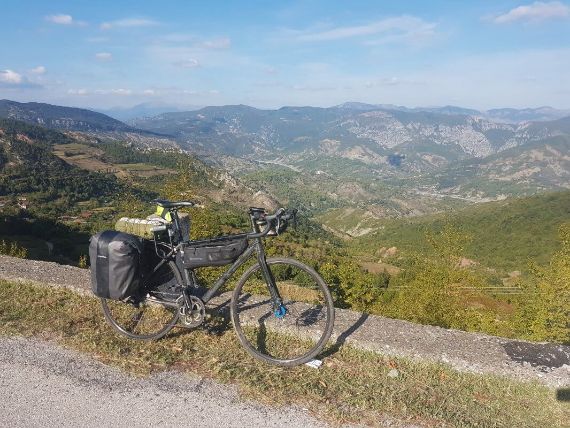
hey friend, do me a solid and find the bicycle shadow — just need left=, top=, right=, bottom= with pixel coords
left=318, top=312, right=369, bottom=359
left=171, top=297, right=370, bottom=363
left=557, top=388, right=570, bottom=402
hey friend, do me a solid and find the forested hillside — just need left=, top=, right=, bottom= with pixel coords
left=347, top=190, right=570, bottom=271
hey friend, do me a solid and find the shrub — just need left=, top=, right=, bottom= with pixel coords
left=0, top=239, right=28, bottom=258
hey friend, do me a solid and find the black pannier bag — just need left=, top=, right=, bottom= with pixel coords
left=89, top=231, right=144, bottom=300
left=181, top=238, right=248, bottom=269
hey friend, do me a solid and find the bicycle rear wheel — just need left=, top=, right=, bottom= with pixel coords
left=101, top=260, right=182, bottom=341
left=231, top=257, right=335, bottom=366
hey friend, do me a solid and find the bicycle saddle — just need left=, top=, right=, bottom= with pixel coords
left=153, top=199, right=196, bottom=209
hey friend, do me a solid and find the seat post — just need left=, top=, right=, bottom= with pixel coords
left=170, top=209, right=185, bottom=243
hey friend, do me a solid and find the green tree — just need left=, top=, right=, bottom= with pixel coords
left=517, top=224, right=570, bottom=344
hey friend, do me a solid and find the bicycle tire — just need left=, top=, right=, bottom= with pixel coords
left=230, top=257, right=335, bottom=367
left=101, top=260, right=182, bottom=341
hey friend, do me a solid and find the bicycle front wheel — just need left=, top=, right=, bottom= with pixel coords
left=101, top=260, right=182, bottom=341
left=231, top=257, right=335, bottom=366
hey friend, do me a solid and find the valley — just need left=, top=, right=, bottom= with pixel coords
left=0, top=99, right=568, bottom=344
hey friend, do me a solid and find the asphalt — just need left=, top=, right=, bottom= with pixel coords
left=0, top=336, right=330, bottom=428
left=1, top=254, right=569, bottom=388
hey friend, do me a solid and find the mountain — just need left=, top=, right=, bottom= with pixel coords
left=0, top=100, right=180, bottom=150
left=427, top=135, right=570, bottom=198
left=132, top=104, right=569, bottom=170
left=486, top=107, right=570, bottom=124
left=99, top=102, right=202, bottom=121
left=0, top=100, right=134, bottom=132
left=335, top=103, right=570, bottom=123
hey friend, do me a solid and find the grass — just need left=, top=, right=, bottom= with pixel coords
left=0, top=279, right=567, bottom=428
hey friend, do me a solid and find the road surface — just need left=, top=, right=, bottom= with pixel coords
left=0, top=336, right=329, bottom=428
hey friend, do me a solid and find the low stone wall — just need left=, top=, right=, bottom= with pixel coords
left=1, top=255, right=568, bottom=387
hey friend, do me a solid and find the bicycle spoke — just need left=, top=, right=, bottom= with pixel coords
left=232, top=258, right=334, bottom=366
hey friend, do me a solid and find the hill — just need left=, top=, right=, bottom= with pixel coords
left=426, top=135, right=570, bottom=198
left=349, top=190, right=570, bottom=271
left=0, top=99, right=133, bottom=132
left=0, top=100, right=180, bottom=150
left=0, top=118, right=125, bottom=210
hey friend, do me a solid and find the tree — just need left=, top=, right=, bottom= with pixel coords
left=519, top=223, right=570, bottom=344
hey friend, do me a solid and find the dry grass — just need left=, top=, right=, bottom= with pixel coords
left=0, top=279, right=567, bottom=428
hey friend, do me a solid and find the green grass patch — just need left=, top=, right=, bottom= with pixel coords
left=0, top=280, right=567, bottom=427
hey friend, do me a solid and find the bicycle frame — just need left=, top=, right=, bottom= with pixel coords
left=150, top=210, right=282, bottom=309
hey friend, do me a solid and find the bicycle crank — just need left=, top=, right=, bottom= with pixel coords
left=178, top=296, right=206, bottom=328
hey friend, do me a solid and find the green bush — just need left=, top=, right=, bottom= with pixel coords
left=0, top=239, right=28, bottom=258
left=515, top=223, right=570, bottom=344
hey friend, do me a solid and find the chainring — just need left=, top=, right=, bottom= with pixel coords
left=178, top=295, right=206, bottom=328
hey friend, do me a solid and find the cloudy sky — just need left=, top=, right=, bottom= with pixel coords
left=1, top=0, right=569, bottom=110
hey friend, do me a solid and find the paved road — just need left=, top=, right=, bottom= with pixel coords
left=0, top=337, right=329, bottom=428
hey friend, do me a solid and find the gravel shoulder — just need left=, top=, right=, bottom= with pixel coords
left=0, top=336, right=329, bottom=428
left=1, top=254, right=568, bottom=388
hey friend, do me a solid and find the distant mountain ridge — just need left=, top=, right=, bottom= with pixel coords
left=98, top=102, right=202, bottom=121
left=335, top=102, right=570, bottom=123
left=1, top=99, right=568, bottom=202
left=0, top=99, right=134, bottom=132
left=0, top=100, right=180, bottom=150
left=131, top=103, right=570, bottom=166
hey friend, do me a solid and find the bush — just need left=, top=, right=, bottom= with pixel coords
left=515, top=223, right=570, bottom=344
left=0, top=240, right=28, bottom=258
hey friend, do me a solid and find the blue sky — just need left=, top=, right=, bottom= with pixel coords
left=1, top=0, right=569, bottom=110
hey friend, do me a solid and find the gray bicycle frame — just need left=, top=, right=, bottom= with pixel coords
left=151, top=210, right=282, bottom=308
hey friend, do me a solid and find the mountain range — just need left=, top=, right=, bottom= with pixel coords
left=1, top=99, right=568, bottom=213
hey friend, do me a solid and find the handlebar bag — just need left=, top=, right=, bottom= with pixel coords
left=181, top=238, right=248, bottom=269
left=89, top=231, right=144, bottom=300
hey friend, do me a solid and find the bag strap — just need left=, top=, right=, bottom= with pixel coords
left=96, top=230, right=116, bottom=297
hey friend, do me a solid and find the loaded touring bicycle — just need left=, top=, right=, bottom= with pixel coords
left=90, top=199, right=335, bottom=366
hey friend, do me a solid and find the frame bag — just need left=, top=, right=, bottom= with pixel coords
left=182, top=238, right=248, bottom=269
left=89, top=231, right=144, bottom=300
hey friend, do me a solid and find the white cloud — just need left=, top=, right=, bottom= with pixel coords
left=45, top=14, right=73, bottom=25
left=492, top=1, right=570, bottom=24
left=109, top=88, right=132, bottom=95
left=68, top=89, right=89, bottom=95
left=173, top=58, right=200, bottom=69
left=100, top=18, right=159, bottom=30
left=30, top=66, right=46, bottom=75
left=95, top=52, right=113, bottom=61
left=289, top=16, right=438, bottom=45
left=0, top=69, right=22, bottom=84
left=200, top=37, right=231, bottom=49
left=45, top=14, right=86, bottom=26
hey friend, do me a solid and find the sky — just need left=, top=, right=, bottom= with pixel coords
left=0, top=0, right=569, bottom=110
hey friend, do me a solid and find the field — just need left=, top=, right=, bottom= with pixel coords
left=53, top=143, right=175, bottom=178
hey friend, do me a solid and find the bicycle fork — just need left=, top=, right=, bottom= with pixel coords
left=255, top=239, right=286, bottom=318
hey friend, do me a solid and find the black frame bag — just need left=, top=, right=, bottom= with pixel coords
left=181, top=238, right=248, bottom=269
left=89, top=231, right=144, bottom=300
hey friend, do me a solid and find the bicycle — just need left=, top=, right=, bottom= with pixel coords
left=100, top=199, right=335, bottom=367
